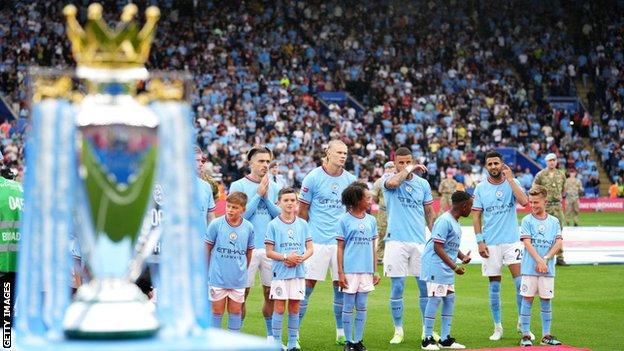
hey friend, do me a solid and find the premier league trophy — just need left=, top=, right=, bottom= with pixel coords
left=14, top=3, right=275, bottom=350
left=60, top=4, right=161, bottom=338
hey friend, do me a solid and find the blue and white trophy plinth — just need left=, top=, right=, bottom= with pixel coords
left=14, top=3, right=277, bottom=350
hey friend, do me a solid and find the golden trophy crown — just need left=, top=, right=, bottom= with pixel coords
left=63, top=3, right=160, bottom=71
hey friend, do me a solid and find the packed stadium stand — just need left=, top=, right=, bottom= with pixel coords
left=0, top=0, right=622, bottom=197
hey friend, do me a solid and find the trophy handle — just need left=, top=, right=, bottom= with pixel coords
left=73, top=183, right=98, bottom=280
left=127, top=225, right=162, bottom=282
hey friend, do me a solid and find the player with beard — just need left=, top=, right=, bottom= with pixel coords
left=472, top=151, right=532, bottom=341
left=229, top=146, right=281, bottom=338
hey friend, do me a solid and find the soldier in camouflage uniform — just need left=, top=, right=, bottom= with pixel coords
left=564, top=169, right=584, bottom=226
left=371, top=161, right=395, bottom=263
left=437, top=170, right=458, bottom=216
left=533, top=153, right=568, bottom=265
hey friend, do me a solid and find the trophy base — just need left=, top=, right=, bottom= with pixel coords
left=14, top=328, right=280, bottom=351
left=63, top=279, right=159, bottom=339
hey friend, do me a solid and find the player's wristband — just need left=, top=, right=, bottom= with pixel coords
left=475, top=233, right=484, bottom=243
left=283, top=253, right=288, bottom=261
left=543, top=255, right=551, bottom=262
left=453, top=265, right=461, bottom=273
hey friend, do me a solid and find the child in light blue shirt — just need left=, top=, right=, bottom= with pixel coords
left=205, top=192, right=253, bottom=332
left=518, top=186, right=563, bottom=347
left=337, top=182, right=380, bottom=351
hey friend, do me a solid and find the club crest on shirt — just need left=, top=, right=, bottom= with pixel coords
left=287, top=228, right=295, bottom=240
left=358, top=223, right=365, bottom=231
left=405, top=185, right=413, bottom=193
left=229, top=232, right=238, bottom=241
left=495, top=190, right=503, bottom=198
left=331, top=183, right=339, bottom=195
left=536, top=224, right=546, bottom=237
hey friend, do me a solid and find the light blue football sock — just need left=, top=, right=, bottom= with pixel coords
left=287, top=313, right=299, bottom=349
left=228, top=312, right=242, bottom=332
left=514, top=276, right=523, bottom=318
left=265, top=316, right=272, bottom=338
left=333, top=284, right=344, bottom=329
left=489, top=281, right=502, bottom=324
left=520, top=298, right=533, bottom=335
left=272, top=311, right=283, bottom=343
left=390, top=277, right=405, bottom=328
left=417, top=278, right=429, bottom=324
left=541, top=299, right=552, bottom=336
left=212, top=313, right=223, bottom=329
left=424, top=296, right=442, bottom=337
left=440, top=293, right=455, bottom=339
left=298, top=285, right=314, bottom=324
left=342, top=293, right=356, bottom=343
left=355, top=292, right=369, bottom=342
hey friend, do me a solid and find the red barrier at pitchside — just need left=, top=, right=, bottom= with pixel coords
left=465, top=346, right=590, bottom=351
left=515, top=197, right=624, bottom=213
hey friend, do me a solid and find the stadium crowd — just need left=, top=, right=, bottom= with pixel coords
left=0, top=0, right=622, bottom=197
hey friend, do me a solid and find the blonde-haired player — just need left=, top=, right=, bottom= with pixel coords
left=298, top=140, right=356, bottom=346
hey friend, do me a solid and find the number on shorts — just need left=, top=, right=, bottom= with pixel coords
left=515, top=248, right=522, bottom=260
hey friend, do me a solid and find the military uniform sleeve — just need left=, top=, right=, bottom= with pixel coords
left=533, top=171, right=543, bottom=186
left=371, top=178, right=382, bottom=198
left=578, top=180, right=584, bottom=195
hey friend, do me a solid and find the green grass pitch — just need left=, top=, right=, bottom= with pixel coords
left=243, top=265, right=624, bottom=351
left=240, top=212, right=624, bottom=350
left=457, top=211, right=624, bottom=226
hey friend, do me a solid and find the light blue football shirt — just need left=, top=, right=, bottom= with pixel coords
left=197, top=177, right=217, bottom=234
left=265, top=216, right=311, bottom=280
left=299, top=166, right=357, bottom=244
left=420, top=212, right=462, bottom=285
left=229, top=176, right=281, bottom=249
left=205, top=216, right=254, bottom=289
left=382, top=173, right=433, bottom=244
left=472, top=177, right=522, bottom=245
left=520, top=214, right=562, bottom=277
left=144, top=183, right=164, bottom=263
left=336, top=212, right=378, bottom=274
left=143, top=180, right=214, bottom=262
